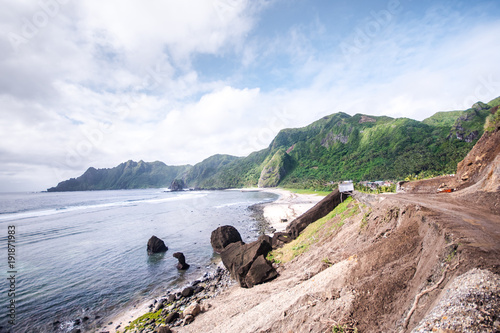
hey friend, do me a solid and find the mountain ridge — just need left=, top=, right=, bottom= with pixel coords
left=47, top=96, right=499, bottom=192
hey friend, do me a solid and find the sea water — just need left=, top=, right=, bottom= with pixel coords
left=0, top=189, right=277, bottom=332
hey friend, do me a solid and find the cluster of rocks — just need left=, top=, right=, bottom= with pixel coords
left=52, top=316, right=93, bottom=333
left=209, top=192, right=344, bottom=289
left=112, top=267, right=233, bottom=333
left=210, top=225, right=278, bottom=288
left=102, top=192, right=344, bottom=332
left=146, top=236, right=190, bottom=271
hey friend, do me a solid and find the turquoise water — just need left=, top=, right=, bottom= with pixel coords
left=0, top=189, right=277, bottom=332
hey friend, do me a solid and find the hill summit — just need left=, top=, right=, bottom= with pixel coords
left=48, top=96, right=499, bottom=192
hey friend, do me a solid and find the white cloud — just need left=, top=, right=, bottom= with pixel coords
left=1, top=1, right=500, bottom=191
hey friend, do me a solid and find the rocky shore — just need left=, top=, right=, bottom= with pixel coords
left=101, top=264, right=233, bottom=333
left=99, top=188, right=323, bottom=333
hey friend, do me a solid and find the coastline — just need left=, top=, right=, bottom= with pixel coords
left=251, top=188, right=324, bottom=234
left=101, top=188, right=324, bottom=333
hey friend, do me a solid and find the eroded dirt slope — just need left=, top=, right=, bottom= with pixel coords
left=175, top=128, right=499, bottom=333
left=177, top=191, right=498, bottom=332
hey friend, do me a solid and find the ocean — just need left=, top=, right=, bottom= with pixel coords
left=0, top=189, right=278, bottom=332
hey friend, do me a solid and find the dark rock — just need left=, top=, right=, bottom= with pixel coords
left=169, top=179, right=185, bottom=191
left=167, top=294, right=176, bottom=303
left=53, top=320, right=61, bottom=326
left=82, top=316, right=89, bottom=322
left=258, top=234, right=273, bottom=245
left=271, top=232, right=292, bottom=249
left=157, top=326, right=172, bottom=333
left=181, top=287, right=194, bottom=297
left=147, top=236, right=168, bottom=254
left=74, top=319, right=81, bottom=325
left=173, top=252, right=190, bottom=270
left=286, top=189, right=342, bottom=239
left=245, top=254, right=278, bottom=288
left=194, top=285, right=204, bottom=294
left=154, top=301, right=164, bottom=312
left=210, top=225, right=243, bottom=253
left=165, top=312, right=179, bottom=324
left=220, top=238, right=276, bottom=288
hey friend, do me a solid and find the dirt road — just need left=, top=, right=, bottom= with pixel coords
left=386, top=193, right=500, bottom=273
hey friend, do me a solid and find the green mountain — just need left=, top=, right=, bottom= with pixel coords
left=47, top=160, right=191, bottom=191
left=47, top=96, right=499, bottom=192
left=184, top=154, right=241, bottom=188
left=184, top=98, right=496, bottom=190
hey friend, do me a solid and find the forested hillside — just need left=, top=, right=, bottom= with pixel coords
left=48, top=97, right=498, bottom=191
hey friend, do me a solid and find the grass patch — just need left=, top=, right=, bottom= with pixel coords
left=322, top=258, right=333, bottom=266
left=266, top=251, right=282, bottom=264
left=360, top=210, right=371, bottom=229
left=124, top=309, right=164, bottom=332
left=332, top=324, right=358, bottom=333
left=281, top=188, right=331, bottom=196
left=269, top=197, right=357, bottom=263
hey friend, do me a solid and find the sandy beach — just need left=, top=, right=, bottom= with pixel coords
left=257, top=188, right=324, bottom=233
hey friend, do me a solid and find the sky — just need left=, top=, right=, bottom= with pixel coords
left=1, top=0, right=500, bottom=192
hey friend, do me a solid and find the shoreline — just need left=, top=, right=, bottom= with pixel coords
left=253, top=188, right=324, bottom=234
left=102, top=187, right=324, bottom=333
left=102, top=263, right=233, bottom=333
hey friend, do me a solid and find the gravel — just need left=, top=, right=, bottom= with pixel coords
left=412, top=268, right=500, bottom=333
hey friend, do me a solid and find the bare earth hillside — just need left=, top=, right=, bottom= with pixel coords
left=171, top=129, right=500, bottom=333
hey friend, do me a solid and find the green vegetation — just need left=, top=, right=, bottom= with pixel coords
left=266, top=251, right=282, bottom=264
left=268, top=197, right=357, bottom=263
left=258, top=148, right=293, bottom=187
left=281, top=188, right=331, bottom=196
left=360, top=211, right=371, bottom=229
left=354, top=182, right=396, bottom=194
left=184, top=154, right=240, bottom=187
left=484, top=102, right=500, bottom=132
left=196, top=101, right=494, bottom=191
left=332, top=324, right=358, bottom=333
left=422, top=111, right=465, bottom=127
left=48, top=97, right=499, bottom=192
left=123, top=309, right=164, bottom=332
left=487, top=96, right=500, bottom=108
left=322, top=257, right=333, bottom=266
left=47, top=160, right=191, bottom=192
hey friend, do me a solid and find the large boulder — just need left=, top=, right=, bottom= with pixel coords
left=210, top=225, right=243, bottom=253
left=184, top=303, right=201, bottom=317
left=147, top=236, right=168, bottom=255
left=173, top=252, right=190, bottom=270
left=245, top=255, right=278, bottom=288
left=286, top=189, right=343, bottom=239
left=220, top=238, right=277, bottom=288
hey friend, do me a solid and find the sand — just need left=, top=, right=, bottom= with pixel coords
left=258, top=188, right=324, bottom=233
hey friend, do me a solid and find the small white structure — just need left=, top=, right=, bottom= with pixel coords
left=339, top=180, right=354, bottom=193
